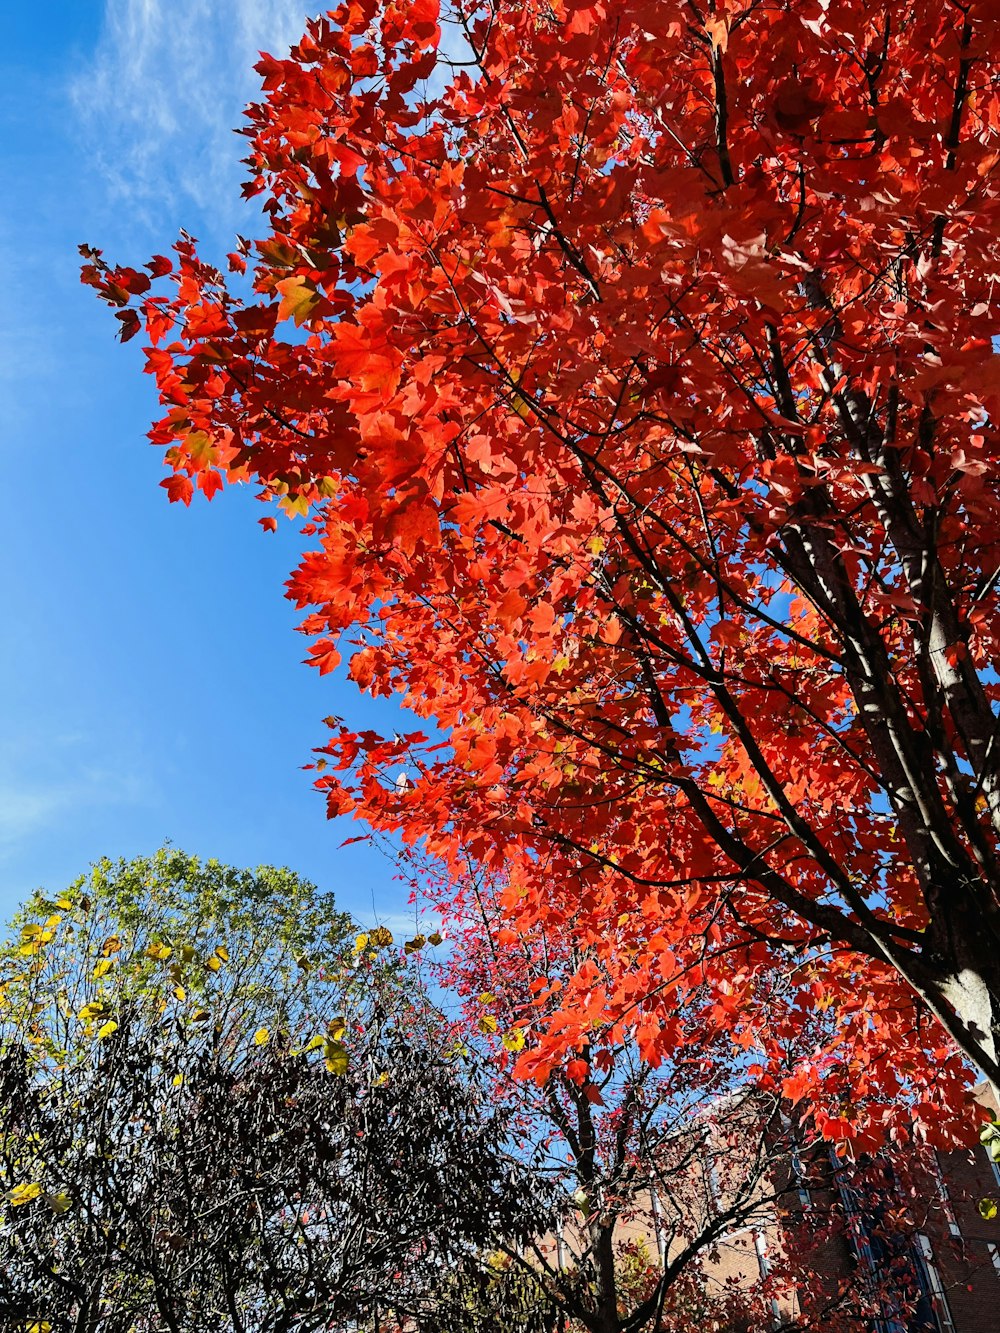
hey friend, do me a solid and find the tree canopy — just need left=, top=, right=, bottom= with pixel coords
left=84, top=0, right=1000, bottom=1140
left=0, top=850, right=545, bottom=1331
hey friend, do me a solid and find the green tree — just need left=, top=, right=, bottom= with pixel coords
left=0, top=850, right=542, bottom=1332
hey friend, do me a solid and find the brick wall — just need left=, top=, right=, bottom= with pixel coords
left=526, top=1086, right=1000, bottom=1331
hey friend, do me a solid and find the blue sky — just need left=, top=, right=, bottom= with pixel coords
left=0, top=1, right=419, bottom=933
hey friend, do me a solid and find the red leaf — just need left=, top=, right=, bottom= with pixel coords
left=199, top=470, right=224, bottom=500
left=308, top=641, right=343, bottom=675
left=161, top=475, right=193, bottom=506
left=115, top=310, right=141, bottom=343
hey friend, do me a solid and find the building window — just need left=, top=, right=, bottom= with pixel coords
left=931, top=1151, right=961, bottom=1239
left=752, top=1229, right=782, bottom=1328
left=702, top=1139, right=722, bottom=1213
left=780, top=1110, right=811, bottom=1209
left=915, top=1233, right=957, bottom=1333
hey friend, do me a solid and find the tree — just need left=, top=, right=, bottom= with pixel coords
left=84, top=0, right=1000, bottom=1137
left=0, top=850, right=545, bottom=1331
left=410, top=874, right=914, bottom=1333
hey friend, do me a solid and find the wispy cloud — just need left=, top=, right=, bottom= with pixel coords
left=72, top=0, right=316, bottom=232
left=0, top=768, right=150, bottom=851
left=352, top=908, right=445, bottom=938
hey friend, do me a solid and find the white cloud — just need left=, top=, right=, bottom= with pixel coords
left=0, top=768, right=149, bottom=850
left=73, top=0, right=317, bottom=232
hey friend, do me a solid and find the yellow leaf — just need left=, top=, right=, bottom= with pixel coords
left=324, top=1041, right=348, bottom=1075
left=96, top=1020, right=119, bottom=1040
left=276, top=275, right=320, bottom=326
left=172, top=1073, right=184, bottom=1087
left=54, top=896, right=72, bottom=910
left=9, top=1182, right=42, bottom=1206
left=101, top=936, right=121, bottom=956
left=78, top=1002, right=107, bottom=1022
left=254, top=1027, right=270, bottom=1046
left=328, top=1018, right=347, bottom=1042
left=28, top=1322, right=52, bottom=1333
left=190, top=1008, right=209, bottom=1023
left=46, top=1191, right=71, bottom=1214
left=173, top=986, right=186, bottom=1002
left=502, top=1029, right=526, bottom=1052
left=404, top=934, right=426, bottom=954
left=478, top=1015, right=498, bottom=1034
left=280, top=492, right=309, bottom=519
left=370, top=925, right=393, bottom=947
left=145, top=941, right=172, bottom=961
left=206, top=955, right=222, bottom=972
left=93, top=958, right=114, bottom=978
left=19, top=922, right=54, bottom=949
left=304, top=1034, right=326, bottom=1052
left=427, top=931, right=443, bottom=946
left=214, top=944, right=229, bottom=962
left=980, top=1198, right=999, bottom=1220
left=186, top=429, right=215, bottom=464
left=353, top=932, right=370, bottom=954
left=180, top=944, right=197, bottom=963
left=510, top=389, right=532, bottom=419
left=478, top=992, right=497, bottom=1005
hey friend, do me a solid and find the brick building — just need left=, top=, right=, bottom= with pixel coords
left=833, top=1091, right=1000, bottom=1333
left=534, top=1086, right=1000, bottom=1332
left=694, top=1085, right=1000, bottom=1332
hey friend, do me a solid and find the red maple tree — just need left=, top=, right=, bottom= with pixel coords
left=84, top=0, right=1000, bottom=1139
left=424, top=873, right=876, bottom=1333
